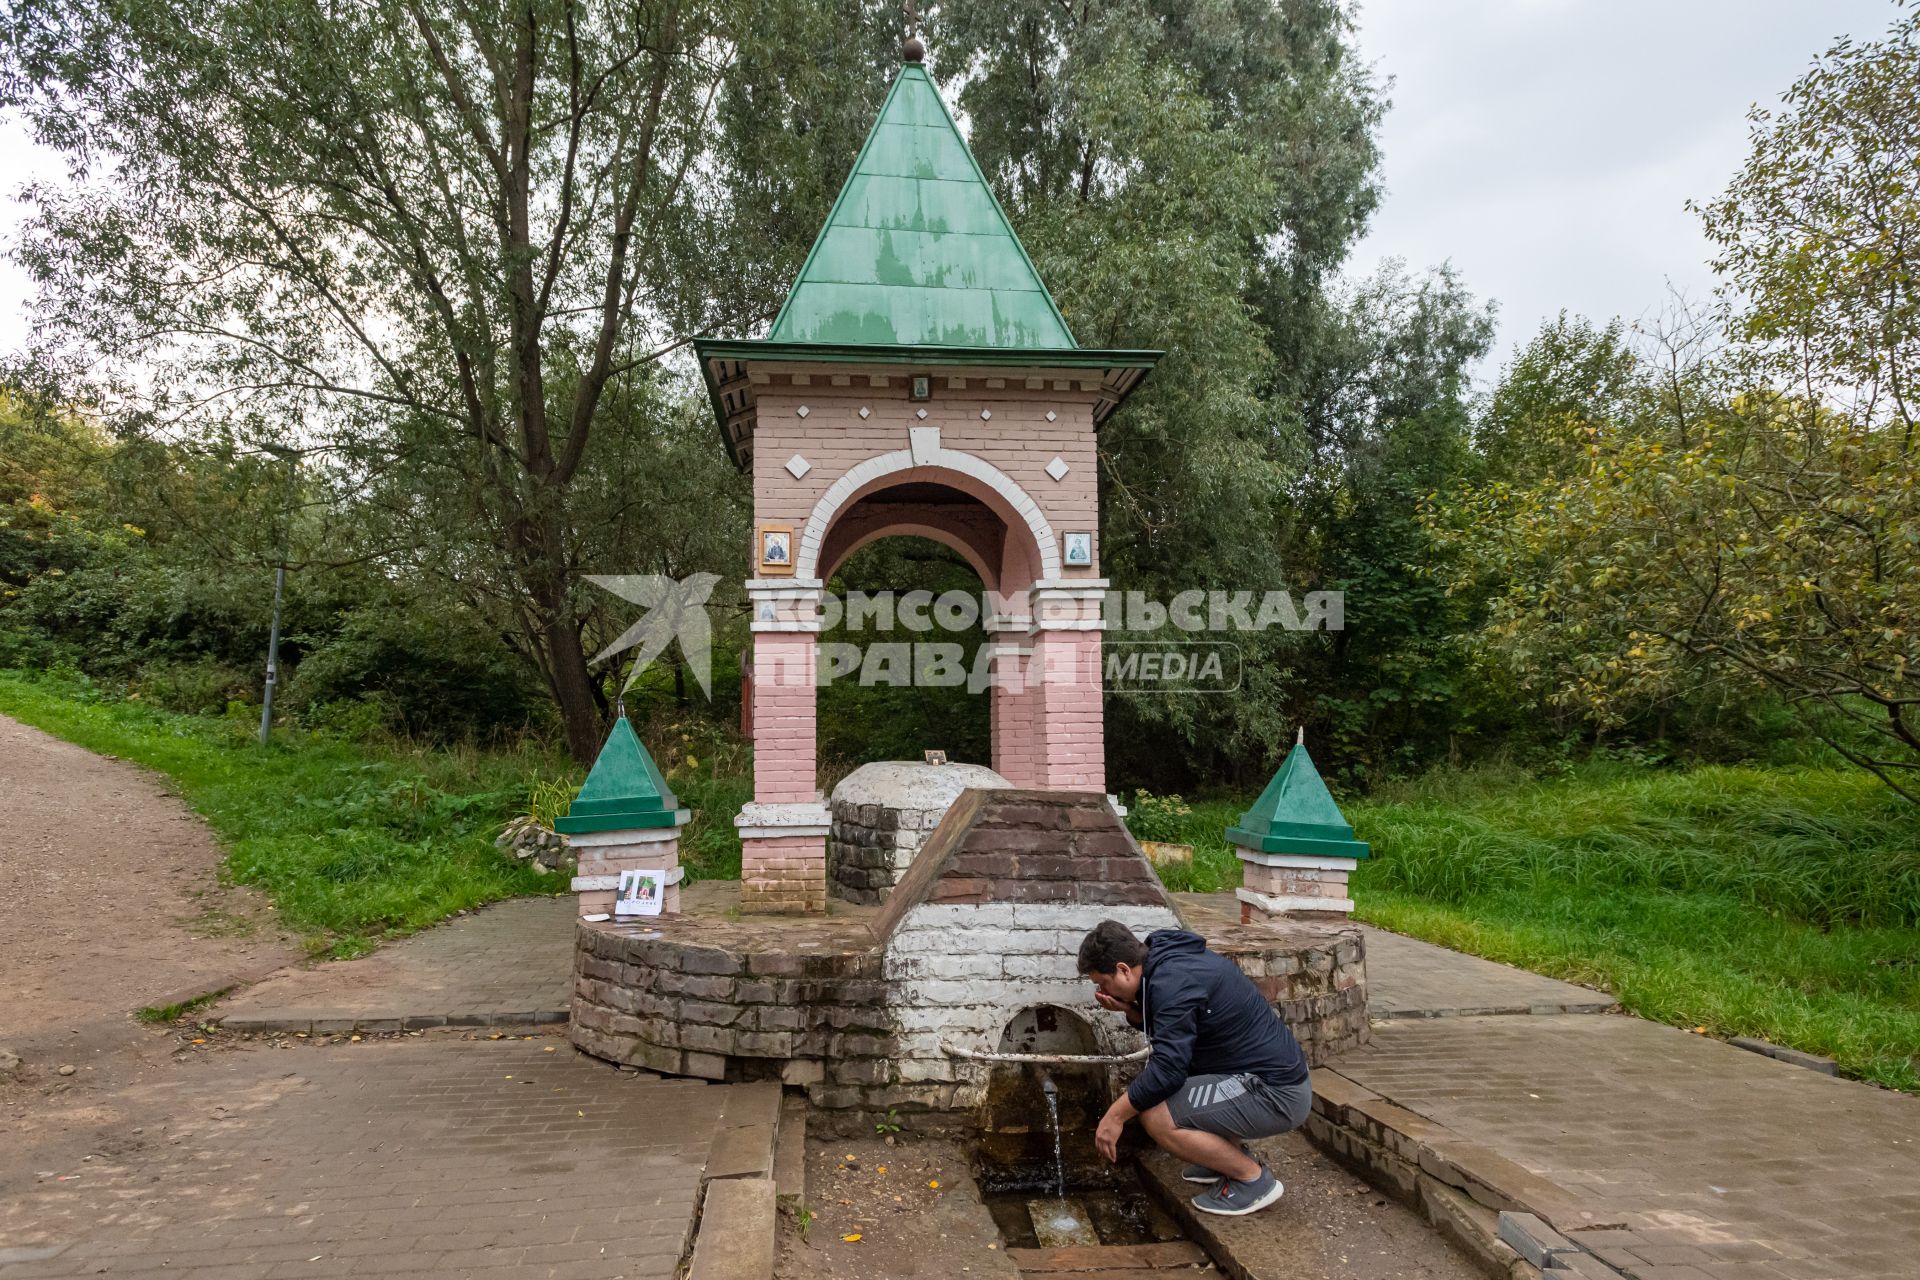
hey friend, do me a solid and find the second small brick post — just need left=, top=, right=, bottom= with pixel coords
left=1228, top=732, right=1369, bottom=923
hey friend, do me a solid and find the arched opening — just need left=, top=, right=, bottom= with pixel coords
left=817, top=531, right=992, bottom=778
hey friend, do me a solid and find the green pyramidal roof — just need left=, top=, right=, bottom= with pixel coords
left=1226, top=740, right=1370, bottom=861
left=766, top=64, right=1077, bottom=350
left=555, top=717, right=683, bottom=834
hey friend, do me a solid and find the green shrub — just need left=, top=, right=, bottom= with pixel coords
left=1126, top=790, right=1195, bottom=843
left=284, top=610, right=540, bottom=743
left=133, top=657, right=257, bottom=716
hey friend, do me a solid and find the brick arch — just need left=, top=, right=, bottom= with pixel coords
left=819, top=517, right=1002, bottom=589
left=796, top=448, right=1060, bottom=585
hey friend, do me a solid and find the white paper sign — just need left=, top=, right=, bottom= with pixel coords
left=615, top=868, right=665, bottom=917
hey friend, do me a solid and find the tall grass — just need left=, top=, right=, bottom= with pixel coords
left=1353, top=764, right=1920, bottom=928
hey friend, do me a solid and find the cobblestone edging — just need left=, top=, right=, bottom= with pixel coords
left=1307, top=1070, right=1659, bottom=1280
left=570, top=915, right=1369, bottom=1128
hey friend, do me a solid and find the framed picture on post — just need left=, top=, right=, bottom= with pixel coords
left=758, top=525, right=795, bottom=575
left=1063, top=531, right=1093, bottom=567
left=615, top=868, right=665, bottom=918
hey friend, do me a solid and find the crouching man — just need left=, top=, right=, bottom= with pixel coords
left=1077, top=920, right=1311, bottom=1216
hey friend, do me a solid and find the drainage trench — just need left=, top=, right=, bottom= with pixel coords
left=968, top=1006, right=1223, bottom=1274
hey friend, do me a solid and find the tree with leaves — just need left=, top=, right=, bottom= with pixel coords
left=1, top=0, right=899, bottom=761
left=1445, top=4, right=1920, bottom=794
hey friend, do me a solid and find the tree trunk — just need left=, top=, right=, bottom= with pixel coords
left=545, top=608, right=603, bottom=764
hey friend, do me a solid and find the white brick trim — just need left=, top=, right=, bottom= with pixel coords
left=736, top=801, right=832, bottom=837
left=565, top=823, right=686, bottom=847
left=1236, top=887, right=1355, bottom=915
left=796, top=447, right=1061, bottom=580
left=1232, top=849, right=1361, bottom=871
left=571, top=866, right=685, bottom=892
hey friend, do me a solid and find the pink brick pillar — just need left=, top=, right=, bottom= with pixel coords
left=739, top=628, right=828, bottom=913
left=750, top=631, right=817, bottom=804
left=990, top=645, right=1046, bottom=788
left=1029, top=629, right=1105, bottom=792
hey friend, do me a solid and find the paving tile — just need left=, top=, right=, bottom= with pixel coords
left=1329, top=1015, right=1920, bottom=1280
left=0, top=1040, right=729, bottom=1279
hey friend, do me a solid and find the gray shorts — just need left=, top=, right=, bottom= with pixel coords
left=1165, top=1072, right=1312, bottom=1142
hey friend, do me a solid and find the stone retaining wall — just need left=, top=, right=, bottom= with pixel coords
left=571, top=913, right=1368, bottom=1129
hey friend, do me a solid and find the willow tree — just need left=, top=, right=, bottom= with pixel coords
left=1, top=0, right=894, bottom=760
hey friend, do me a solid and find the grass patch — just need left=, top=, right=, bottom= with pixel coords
left=135, top=987, right=230, bottom=1024
left=0, top=670, right=564, bottom=957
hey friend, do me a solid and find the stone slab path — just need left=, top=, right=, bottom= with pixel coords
left=1328, top=1014, right=1920, bottom=1278
left=1175, top=894, right=1617, bottom=1019
left=0, top=1038, right=734, bottom=1279
left=1355, top=925, right=1617, bottom=1019
left=214, top=896, right=577, bottom=1034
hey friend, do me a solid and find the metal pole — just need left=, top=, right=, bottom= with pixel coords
left=259, top=451, right=298, bottom=745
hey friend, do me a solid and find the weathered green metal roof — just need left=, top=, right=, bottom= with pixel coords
left=766, top=64, right=1077, bottom=349
left=1226, top=740, right=1371, bottom=861
left=554, top=716, right=683, bottom=834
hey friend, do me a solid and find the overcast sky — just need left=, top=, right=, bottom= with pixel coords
left=0, top=1, right=1903, bottom=372
left=1346, top=0, right=1898, bottom=375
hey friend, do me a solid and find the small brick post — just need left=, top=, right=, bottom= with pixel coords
left=556, top=717, right=690, bottom=917
left=1228, top=731, right=1369, bottom=923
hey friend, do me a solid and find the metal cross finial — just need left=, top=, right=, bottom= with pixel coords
left=901, top=0, right=924, bottom=61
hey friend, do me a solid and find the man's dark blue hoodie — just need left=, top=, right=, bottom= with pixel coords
left=1126, top=928, right=1309, bottom=1113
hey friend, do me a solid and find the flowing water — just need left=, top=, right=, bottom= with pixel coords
left=1043, top=1082, right=1065, bottom=1198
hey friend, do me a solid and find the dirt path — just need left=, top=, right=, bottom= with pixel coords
left=0, top=713, right=295, bottom=1067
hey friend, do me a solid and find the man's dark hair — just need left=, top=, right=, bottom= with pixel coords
left=1077, top=920, right=1147, bottom=975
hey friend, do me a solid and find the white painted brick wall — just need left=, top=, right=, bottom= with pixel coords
left=880, top=898, right=1179, bottom=1068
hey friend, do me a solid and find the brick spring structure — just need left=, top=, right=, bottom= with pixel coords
left=572, top=789, right=1368, bottom=1131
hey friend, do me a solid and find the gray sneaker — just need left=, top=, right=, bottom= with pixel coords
left=1181, top=1145, right=1253, bottom=1184
left=1191, top=1167, right=1284, bottom=1216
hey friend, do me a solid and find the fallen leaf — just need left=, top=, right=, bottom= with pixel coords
left=577, top=1111, right=584, bottom=1117
left=841, top=1233, right=862, bottom=1243
left=928, top=1180, right=940, bottom=1189
left=876, top=1165, right=887, bottom=1174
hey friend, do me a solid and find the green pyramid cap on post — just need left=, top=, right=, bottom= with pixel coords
left=765, top=62, right=1078, bottom=350
left=554, top=716, right=683, bottom=834
left=1226, top=736, right=1370, bottom=861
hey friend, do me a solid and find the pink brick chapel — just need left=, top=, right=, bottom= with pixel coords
left=690, top=49, right=1160, bottom=914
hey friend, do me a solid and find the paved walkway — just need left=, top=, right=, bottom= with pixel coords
left=215, top=897, right=576, bottom=1033
left=1328, top=1015, right=1920, bottom=1278
left=1356, top=925, right=1617, bottom=1019
left=0, top=1039, right=735, bottom=1279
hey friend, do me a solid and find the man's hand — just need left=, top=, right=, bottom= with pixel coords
left=1095, top=1111, right=1125, bottom=1163
left=1094, top=1093, right=1138, bottom=1163
left=1093, top=991, right=1141, bottom=1026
